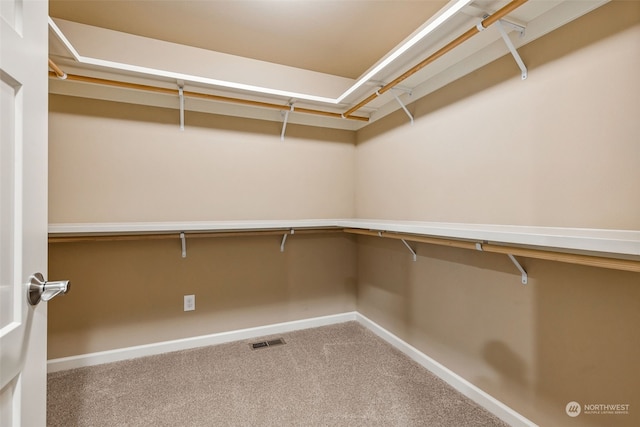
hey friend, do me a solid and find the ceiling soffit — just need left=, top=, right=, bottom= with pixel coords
left=48, top=0, right=449, bottom=79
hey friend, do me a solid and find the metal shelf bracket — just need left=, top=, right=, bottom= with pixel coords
left=507, top=253, right=528, bottom=285
left=401, top=239, right=417, bottom=262
left=280, top=228, right=295, bottom=252
left=281, top=104, right=294, bottom=141
left=476, top=242, right=526, bottom=284
left=180, top=232, right=187, bottom=258
left=392, top=92, right=414, bottom=125
left=178, top=84, right=185, bottom=130
left=496, top=20, right=528, bottom=80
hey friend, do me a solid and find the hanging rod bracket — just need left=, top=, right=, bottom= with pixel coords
left=393, top=93, right=414, bottom=125
left=280, top=104, right=294, bottom=141
left=178, top=85, right=185, bottom=130
left=496, top=20, right=528, bottom=80
left=280, top=229, right=295, bottom=252
left=48, top=58, right=67, bottom=79
left=389, top=86, right=413, bottom=96
left=401, top=239, right=417, bottom=262
left=507, top=254, right=527, bottom=285
left=480, top=12, right=525, bottom=37
left=180, top=232, right=187, bottom=258
left=498, top=19, right=526, bottom=37
left=368, top=81, right=412, bottom=95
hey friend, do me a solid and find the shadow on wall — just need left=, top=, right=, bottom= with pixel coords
left=483, top=340, right=528, bottom=388
left=478, top=339, right=535, bottom=419
left=354, top=235, right=414, bottom=336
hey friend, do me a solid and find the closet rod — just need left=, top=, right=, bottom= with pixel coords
left=345, top=229, right=640, bottom=273
left=48, top=228, right=343, bottom=243
left=47, top=70, right=369, bottom=122
left=48, top=58, right=67, bottom=79
left=345, top=228, right=479, bottom=250
left=344, top=0, right=528, bottom=117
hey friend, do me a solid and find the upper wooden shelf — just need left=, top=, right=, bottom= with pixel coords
left=49, top=219, right=640, bottom=258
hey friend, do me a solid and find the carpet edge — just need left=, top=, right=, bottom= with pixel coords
left=47, top=312, right=358, bottom=372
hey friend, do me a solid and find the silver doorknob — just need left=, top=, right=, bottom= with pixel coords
left=27, top=273, right=70, bottom=306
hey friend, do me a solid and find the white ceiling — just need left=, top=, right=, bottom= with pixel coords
left=48, top=0, right=610, bottom=131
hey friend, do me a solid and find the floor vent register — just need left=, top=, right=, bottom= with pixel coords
left=250, top=338, right=286, bottom=350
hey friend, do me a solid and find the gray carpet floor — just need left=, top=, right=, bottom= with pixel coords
left=47, top=322, right=508, bottom=426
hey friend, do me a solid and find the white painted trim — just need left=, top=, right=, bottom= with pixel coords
left=47, top=312, right=357, bottom=373
left=355, top=313, right=537, bottom=427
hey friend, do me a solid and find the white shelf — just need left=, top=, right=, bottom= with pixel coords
left=342, top=220, right=640, bottom=257
left=48, top=219, right=340, bottom=234
left=49, top=219, right=640, bottom=258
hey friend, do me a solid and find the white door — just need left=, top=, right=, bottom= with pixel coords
left=1, top=0, right=49, bottom=425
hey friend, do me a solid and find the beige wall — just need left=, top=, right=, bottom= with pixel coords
left=48, top=233, right=357, bottom=358
left=48, top=96, right=358, bottom=356
left=49, top=95, right=356, bottom=223
left=355, top=2, right=639, bottom=427
left=356, top=238, right=639, bottom=427
left=47, top=95, right=358, bottom=358
left=356, top=1, right=640, bottom=229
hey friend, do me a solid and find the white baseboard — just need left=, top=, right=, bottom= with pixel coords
left=47, top=312, right=357, bottom=373
left=48, top=310, right=535, bottom=426
left=355, top=312, right=537, bottom=427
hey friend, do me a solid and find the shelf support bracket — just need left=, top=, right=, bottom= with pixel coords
left=496, top=20, right=527, bottom=80
left=180, top=232, right=187, bottom=258
left=507, top=254, right=528, bottom=285
left=392, top=93, right=414, bottom=125
left=478, top=242, right=527, bottom=284
left=281, top=104, right=294, bottom=141
left=178, top=85, right=185, bottom=130
left=280, top=229, right=295, bottom=252
left=401, top=239, right=417, bottom=262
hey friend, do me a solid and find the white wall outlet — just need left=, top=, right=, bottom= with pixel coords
left=184, top=294, right=195, bottom=311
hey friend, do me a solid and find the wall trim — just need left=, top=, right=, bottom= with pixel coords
left=47, top=311, right=535, bottom=426
left=47, top=312, right=357, bottom=373
left=355, top=312, right=537, bottom=427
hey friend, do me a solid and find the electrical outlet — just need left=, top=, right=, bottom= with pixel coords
left=184, top=294, right=195, bottom=311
